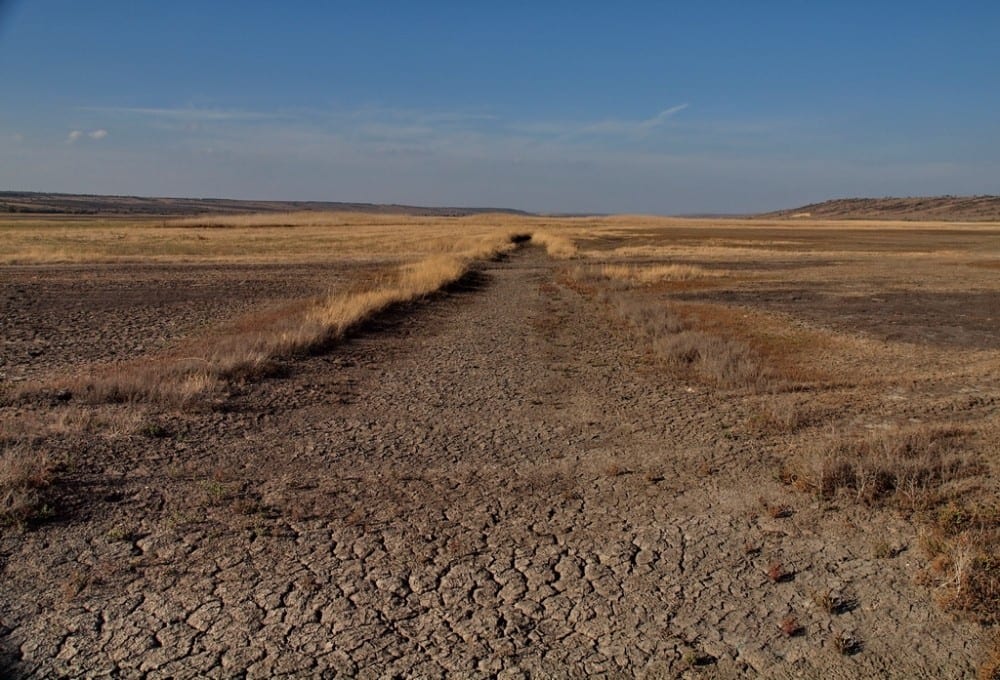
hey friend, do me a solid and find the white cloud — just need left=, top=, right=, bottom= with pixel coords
left=66, top=129, right=109, bottom=143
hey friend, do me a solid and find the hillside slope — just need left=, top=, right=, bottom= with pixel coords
left=0, top=191, right=529, bottom=217
left=763, top=195, right=1000, bottom=221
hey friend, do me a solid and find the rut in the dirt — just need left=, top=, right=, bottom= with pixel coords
left=0, top=247, right=982, bottom=678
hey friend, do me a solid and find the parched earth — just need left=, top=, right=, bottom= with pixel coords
left=0, top=261, right=379, bottom=381
left=0, top=248, right=985, bottom=678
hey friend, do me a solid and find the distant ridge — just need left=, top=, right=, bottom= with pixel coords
left=0, top=191, right=531, bottom=217
left=761, top=195, right=1000, bottom=222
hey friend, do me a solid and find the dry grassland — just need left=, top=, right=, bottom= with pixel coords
left=0, top=212, right=522, bottom=264
left=2, top=210, right=1000, bottom=673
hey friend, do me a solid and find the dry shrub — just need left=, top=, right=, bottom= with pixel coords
left=787, top=423, right=1000, bottom=639
left=608, top=295, right=686, bottom=335
left=0, top=446, right=54, bottom=526
left=654, top=331, right=767, bottom=388
left=788, top=425, right=971, bottom=507
left=766, top=560, right=789, bottom=583
left=533, top=231, right=578, bottom=259
left=606, top=294, right=768, bottom=388
left=920, top=503, right=1000, bottom=624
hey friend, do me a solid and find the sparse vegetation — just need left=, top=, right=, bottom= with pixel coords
left=604, top=293, right=770, bottom=389
left=3, top=210, right=999, bottom=674
left=598, top=263, right=728, bottom=284
left=831, top=630, right=863, bottom=656
left=759, top=497, right=793, bottom=519
left=0, top=446, right=54, bottom=527
left=786, top=425, right=973, bottom=508
left=813, top=589, right=856, bottom=615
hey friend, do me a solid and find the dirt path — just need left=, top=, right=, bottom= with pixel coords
left=0, top=247, right=982, bottom=678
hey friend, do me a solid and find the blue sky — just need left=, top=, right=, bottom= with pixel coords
left=0, top=1, right=998, bottom=213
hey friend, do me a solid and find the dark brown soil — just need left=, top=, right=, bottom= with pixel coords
left=0, top=262, right=378, bottom=381
left=678, top=288, right=1000, bottom=350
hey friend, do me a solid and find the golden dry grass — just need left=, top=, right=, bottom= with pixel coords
left=599, top=263, right=729, bottom=284
left=0, top=212, right=522, bottom=264
left=531, top=231, right=579, bottom=259
left=784, top=425, right=975, bottom=508
left=0, top=446, right=53, bottom=527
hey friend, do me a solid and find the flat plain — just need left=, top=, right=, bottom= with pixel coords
left=2, top=212, right=999, bottom=678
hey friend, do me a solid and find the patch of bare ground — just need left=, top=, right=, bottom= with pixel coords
left=0, top=240, right=985, bottom=677
left=0, top=261, right=391, bottom=389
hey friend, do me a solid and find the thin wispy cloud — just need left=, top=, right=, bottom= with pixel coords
left=80, top=106, right=278, bottom=122
left=88, top=129, right=108, bottom=140
left=66, top=130, right=83, bottom=143
left=515, top=103, right=691, bottom=140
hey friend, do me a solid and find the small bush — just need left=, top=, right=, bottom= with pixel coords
left=788, top=425, right=970, bottom=507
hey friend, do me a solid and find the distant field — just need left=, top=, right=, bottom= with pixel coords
left=0, top=211, right=530, bottom=264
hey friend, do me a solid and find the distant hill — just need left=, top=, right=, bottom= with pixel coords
left=0, top=191, right=531, bottom=217
left=761, top=195, right=1000, bottom=221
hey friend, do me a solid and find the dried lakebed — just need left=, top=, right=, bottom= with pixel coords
left=0, top=248, right=982, bottom=678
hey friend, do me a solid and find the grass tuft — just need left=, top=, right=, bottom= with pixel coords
left=532, top=231, right=578, bottom=259
left=0, top=446, right=54, bottom=527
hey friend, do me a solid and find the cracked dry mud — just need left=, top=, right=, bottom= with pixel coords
left=0, top=248, right=984, bottom=678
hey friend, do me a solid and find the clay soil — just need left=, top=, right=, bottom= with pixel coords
left=1, top=220, right=999, bottom=678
